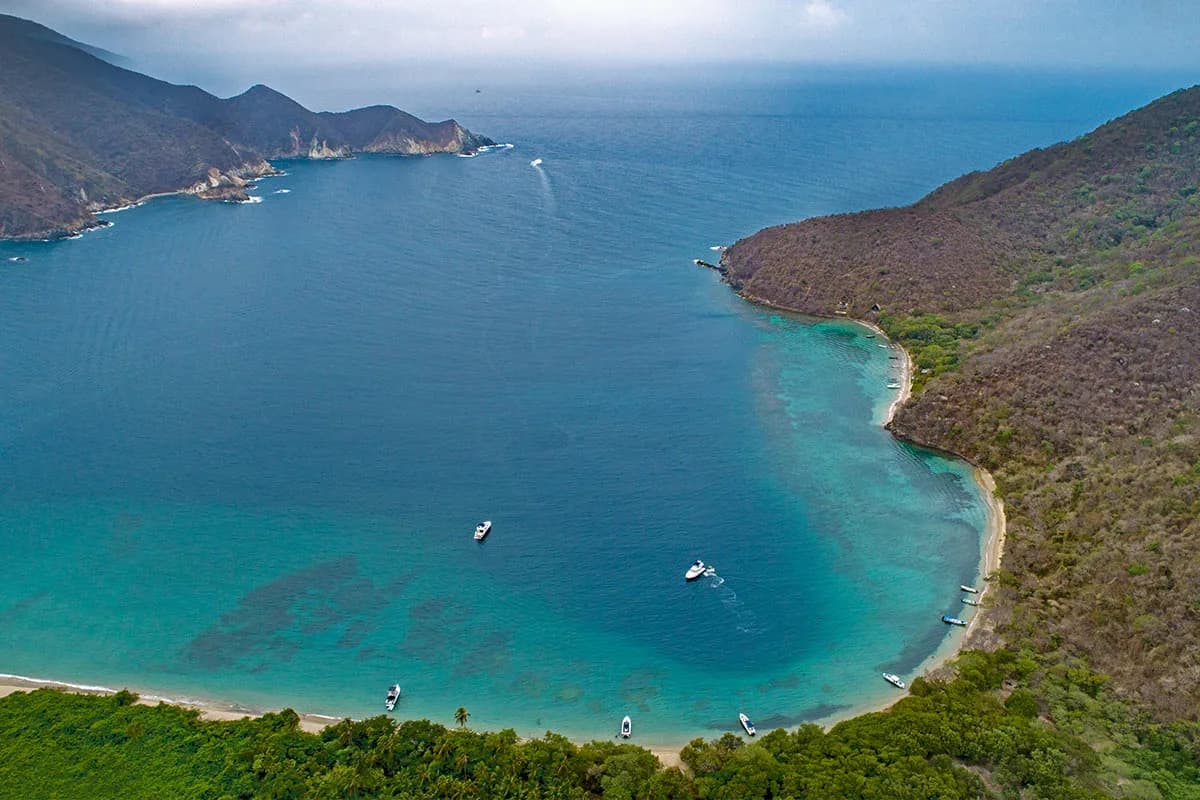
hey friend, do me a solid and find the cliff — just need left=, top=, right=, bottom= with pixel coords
left=0, top=15, right=493, bottom=240
left=724, top=86, right=1200, bottom=718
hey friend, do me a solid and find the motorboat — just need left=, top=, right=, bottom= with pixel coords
left=530, top=158, right=543, bottom=167
left=385, top=684, right=401, bottom=712
left=474, top=520, right=492, bottom=541
left=887, top=382, right=901, bottom=389
left=739, top=712, right=756, bottom=736
left=685, top=560, right=707, bottom=581
left=942, top=614, right=967, bottom=626
left=882, top=673, right=906, bottom=689
left=620, top=715, right=632, bottom=738
left=960, top=585, right=978, bottom=593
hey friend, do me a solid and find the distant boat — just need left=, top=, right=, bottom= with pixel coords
left=7, top=256, right=27, bottom=263
left=882, top=673, right=906, bottom=689
left=530, top=158, right=543, bottom=167
left=962, top=597, right=980, bottom=606
left=385, top=684, right=401, bottom=712
left=620, top=715, right=632, bottom=738
left=685, top=560, right=707, bottom=581
left=960, top=585, right=978, bottom=593
left=866, top=334, right=876, bottom=338
left=887, top=382, right=901, bottom=389
left=942, top=614, right=967, bottom=626
left=474, top=520, right=492, bottom=541
left=739, top=712, right=756, bottom=736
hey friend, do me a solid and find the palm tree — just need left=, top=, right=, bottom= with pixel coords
left=454, top=706, right=470, bottom=728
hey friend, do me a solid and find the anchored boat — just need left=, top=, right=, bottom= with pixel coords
left=620, top=716, right=632, bottom=738
left=960, top=585, right=978, bottom=593
left=474, top=520, right=492, bottom=541
left=882, top=673, right=906, bottom=689
left=385, top=684, right=401, bottom=712
left=942, top=614, right=967, bottom=626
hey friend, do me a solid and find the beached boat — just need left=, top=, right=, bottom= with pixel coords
left=620, top=715, right=632, bottom=738
left=960, top=585, right=978, bottom=593
left=962, top=597, right=980, bottom=606
left=385, top=684, right=401, bottom=712
left=942, top=614, right=967, bottom=626
left=882, top=672, right=906, bottom=689
left=739, top=712, right=756, bottom=736
left=474, top=520, right=492, bottom=541
left=685, top=560, right=707, bottom=581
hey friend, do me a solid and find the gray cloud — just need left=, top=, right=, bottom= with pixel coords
left=2, top=0, right=1197, bottom=98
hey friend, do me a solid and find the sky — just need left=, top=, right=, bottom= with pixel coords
left=2, top=0, right=1198, bottom=104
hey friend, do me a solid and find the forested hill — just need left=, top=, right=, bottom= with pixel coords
left=724, top=85, right=1200, bottom=720
left=0, top=14, right=492, bottom=240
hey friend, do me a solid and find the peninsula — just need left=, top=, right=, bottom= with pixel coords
left=723, top=85, right=1200, bottom=721
left=0, top=14, right=493, bottom=240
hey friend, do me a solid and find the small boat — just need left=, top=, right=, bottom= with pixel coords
left=474, top=520, right=492, bottom=541
left=8, top=256, right=27, bottom=263
left=739, top=712, right=756, bottom=736
left=866, top=334, right=876, bottom=339
left=887, top=382, right=901, bottom=389
left=962, top=597, right=980, bottom=606
left=385, top=684, right=401, bottom=712
left=942, top=614, right=967, bottom=626
left=960, top=585, right=978, bottom=593
left=685, top=560, right=707, bottom=581
left=620, top=715, right=632, bottom=738
left=882, top=672, right=906, bottom=689
left=530, top=158, right=543, bottom=167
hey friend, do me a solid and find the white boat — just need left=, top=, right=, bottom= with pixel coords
left=739, top=712, right=756, bottom=736
left=685, top=560, right=707, bottom=581
left=887, top=382, right=902, bottom=389
left=385, top=683, right=401, bottom=712
left=474, top=520, right=492, bottom=541
left=620, top=715, right=632, bottom=738
left=530, top=158, right=543, bottom=167
left=962, top=597, right=980, bottom=606
left=960, top=585, right=978, bottom=593
left=882, top=673, right=906, bottom=689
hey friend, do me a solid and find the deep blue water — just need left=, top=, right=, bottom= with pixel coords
left=0, top=70, right=1184, bottom=742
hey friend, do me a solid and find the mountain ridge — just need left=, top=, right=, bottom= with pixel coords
left=0, top=14, right=493, bottom=240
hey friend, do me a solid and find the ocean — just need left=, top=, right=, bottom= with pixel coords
left=0, top=68, right=1185, bottom=743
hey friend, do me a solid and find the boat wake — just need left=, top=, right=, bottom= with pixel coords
left=702, top=569, right=761, bottom=635
left=273, top=188, right=291, bottom=194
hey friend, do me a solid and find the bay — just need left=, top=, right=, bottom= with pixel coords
left=0, top=68, right=1182, bottom=742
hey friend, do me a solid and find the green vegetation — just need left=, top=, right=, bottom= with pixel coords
left=3, top=649, right=1198, bottom=799
left=876, top=312, right=979, bottom=391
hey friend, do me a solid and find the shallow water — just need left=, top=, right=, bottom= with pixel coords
left=0, top=69, right=1182, bottom=742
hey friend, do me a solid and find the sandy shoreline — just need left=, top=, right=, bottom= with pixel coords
left=0, top=317, right=1003, bottom=768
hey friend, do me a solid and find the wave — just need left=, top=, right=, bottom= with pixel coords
left=239, top=196, right=263, bottom=204
left=478, top=143, right=514, bottom=152
left=0, top=672, right=118, bottom=694
left=456, top=152, right=477, bottom=158
left=97, top=202, right=143, bottom=215
left=709, top=245, right=726, bottom=252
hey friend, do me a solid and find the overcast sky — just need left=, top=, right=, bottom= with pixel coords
left=4, top=0, right=1198, bottom=100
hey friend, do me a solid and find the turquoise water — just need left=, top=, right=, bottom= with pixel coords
left=0, top=71, right=1182, bottom=743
